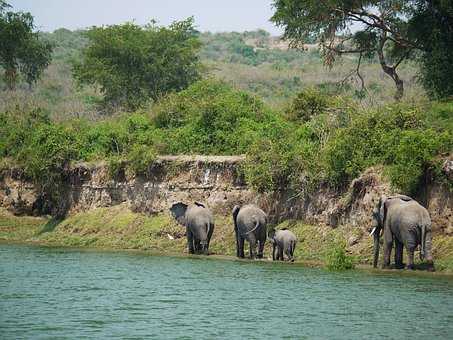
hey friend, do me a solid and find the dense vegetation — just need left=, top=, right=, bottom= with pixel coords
left=0, top=2, right=451, bottom=212
left=73, top=18, right=202, bottom=111
left=1, top=81, right=451, bottom=200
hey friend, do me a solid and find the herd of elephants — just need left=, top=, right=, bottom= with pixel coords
left=169, top=194, right=434, bottom=270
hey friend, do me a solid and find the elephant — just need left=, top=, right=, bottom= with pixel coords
left=169, top=202, right=214, bottom=255
left=370, top=194, right=433, bottom=270
left=268, top=228, right=297, bottom=262
left=232, top=204, right=267, bottom=259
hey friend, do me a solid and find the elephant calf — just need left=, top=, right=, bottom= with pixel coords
left=268, top=228, right=297, bottom=262
left=370, top=194, right=433, bottom=270
left=169, top=202, right=214, bottom=255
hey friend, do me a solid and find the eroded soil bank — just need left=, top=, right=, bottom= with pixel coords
left=1, top=155, right=452, bottom=270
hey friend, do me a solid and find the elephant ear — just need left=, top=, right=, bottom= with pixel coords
left=169, top=202, right=188, bottom=225
left=378, top=195, right=388, bottom=226
left=194, top=201, right=205, bottom=208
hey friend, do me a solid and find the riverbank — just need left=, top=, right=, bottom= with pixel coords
left=2, top=205, right=453, bottom=273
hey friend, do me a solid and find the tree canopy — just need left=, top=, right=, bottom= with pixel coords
left=409, top=0, right=453, bottom=99
left=73, top=18, right=202, bottom=111
left=0, top=1, right=53, bottom=90
left=271, top=1, right=428, bottom=100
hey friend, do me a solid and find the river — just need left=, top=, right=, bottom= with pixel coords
left=1, top=243, right=453, bottom=339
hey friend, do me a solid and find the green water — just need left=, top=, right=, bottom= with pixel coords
left=1, top=244, right=453, bottom=339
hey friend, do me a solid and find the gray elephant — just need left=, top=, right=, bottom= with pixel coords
left=268, top=228, right=297, bottom=262
left=232, top=204, right=267, bottom=259
left=370, top=194, right=433, bottom=270
left=169, top=202, right=214, bottom=255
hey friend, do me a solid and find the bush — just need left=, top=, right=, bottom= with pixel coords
left=324, top=237, right=355, bottom=271
left=153, top=79, right=274, bottom=155
left=323, top=103, right=452, bottom=193
left=285, top=87, right=330, bottom=122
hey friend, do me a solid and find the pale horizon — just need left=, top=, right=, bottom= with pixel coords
left=8, top=0, right=284, bottom=35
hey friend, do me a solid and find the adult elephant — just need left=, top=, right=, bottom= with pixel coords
left=370, top=194, right=433, bottom=270
left=232, top=204, right=267, bottom=259
left=169, top=202, right=214, bottom=255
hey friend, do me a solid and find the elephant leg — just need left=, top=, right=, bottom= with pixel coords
left=272, top=243, right=276, bottom=261
left=278, top=246, right=284, bottom=261
left=406, top=247, right=415, bottom=270
left=195, top=240, right=202, bottom=254
left=257, top=240, right=265, bottom=259
left=395, top=239, right=404, bottom=269
left=238, top=237, right=245, bottom=258
left=186, top=228, right=195, bottom=254
left=285, top=248, right=291, bottom=262
left=383, top=229, right=393, bottom=269
left=248, top=235, right=257, bottom=259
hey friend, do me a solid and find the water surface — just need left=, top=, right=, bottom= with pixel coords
left=1, top=244, right=453, bottom=339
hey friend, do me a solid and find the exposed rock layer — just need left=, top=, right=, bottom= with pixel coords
left=1, top=156, right=451, bottom=234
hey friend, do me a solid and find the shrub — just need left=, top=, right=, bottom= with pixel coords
left=285, top=87, right=330, bottom=122
left=324, top=236, right=355, bottom=271
left=127, top=144, right=157, bottom=175
left=153, top=79, right=273, bottom=155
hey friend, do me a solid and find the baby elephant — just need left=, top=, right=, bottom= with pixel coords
left=268, top=228, right=297, bottom=262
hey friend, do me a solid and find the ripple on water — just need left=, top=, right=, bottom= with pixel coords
left=1, top=244, right=453, bottom=339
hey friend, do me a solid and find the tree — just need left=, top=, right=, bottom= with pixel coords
left=73, top=18, right=202, bottom=111
left=271, top=1, right=421, bottom=100
left=0, top=1, right=53, bottom=90
left=408, top=0, right=453, bottom=99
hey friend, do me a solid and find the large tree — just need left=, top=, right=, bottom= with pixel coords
left=73, top=18, right=202, bottom=111
left=0, top=1, right=53, bottom=90
left=408, top=0, right=453, bottom=99
left=271, top=0, right=423, bottom=100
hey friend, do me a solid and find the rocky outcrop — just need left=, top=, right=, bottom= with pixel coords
left=0, top=156, right=451, bottom=234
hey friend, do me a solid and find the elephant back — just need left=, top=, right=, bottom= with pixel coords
left=186, top=204, right=214, bottom=226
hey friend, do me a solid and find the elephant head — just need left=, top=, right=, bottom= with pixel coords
left=169, top=202, right=188, bottom=226
left=232, top=205, right=241, bottom=257
left=267, top=228, right=276, bottom=244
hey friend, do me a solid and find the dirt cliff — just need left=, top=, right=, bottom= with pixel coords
left=0, top=156, right=451, bottom=234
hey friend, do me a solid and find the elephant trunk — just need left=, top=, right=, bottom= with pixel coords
left=372, top=227, right=380, bottom=268
left=232, top=206, right=240, bottom=257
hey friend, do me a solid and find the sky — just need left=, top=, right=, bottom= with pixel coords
left=9, top=0, right=283, bottom=35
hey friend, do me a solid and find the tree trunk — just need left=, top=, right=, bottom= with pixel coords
left=377, top=36, right=404, bottom=101
left=4, top=67, right=17, bottom=91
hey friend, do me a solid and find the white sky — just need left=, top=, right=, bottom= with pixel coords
left=9, top=0, right=283, bottom=35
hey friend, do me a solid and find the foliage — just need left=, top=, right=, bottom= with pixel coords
left=323, top=103, right=452, bottom=193
left=73, top=18, right=201, bottom=111
left=0, top=2, right=53, bottom=89
left=271, top=0, right=426, bottom=100
left=324, top=236, right=355, bottom=271
left=285, top=87, right=332, bottom=122
left=408, top=1, right=453, bottom=99
left=153, top=79, right=273, bottom=154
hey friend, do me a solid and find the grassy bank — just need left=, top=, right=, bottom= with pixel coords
left=2, top=206, right=452, bottom=272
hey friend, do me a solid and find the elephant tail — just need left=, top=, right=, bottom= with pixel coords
left=290, top=240, right=296, bottom=257
left=244, top=220, right=260, bottom=235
